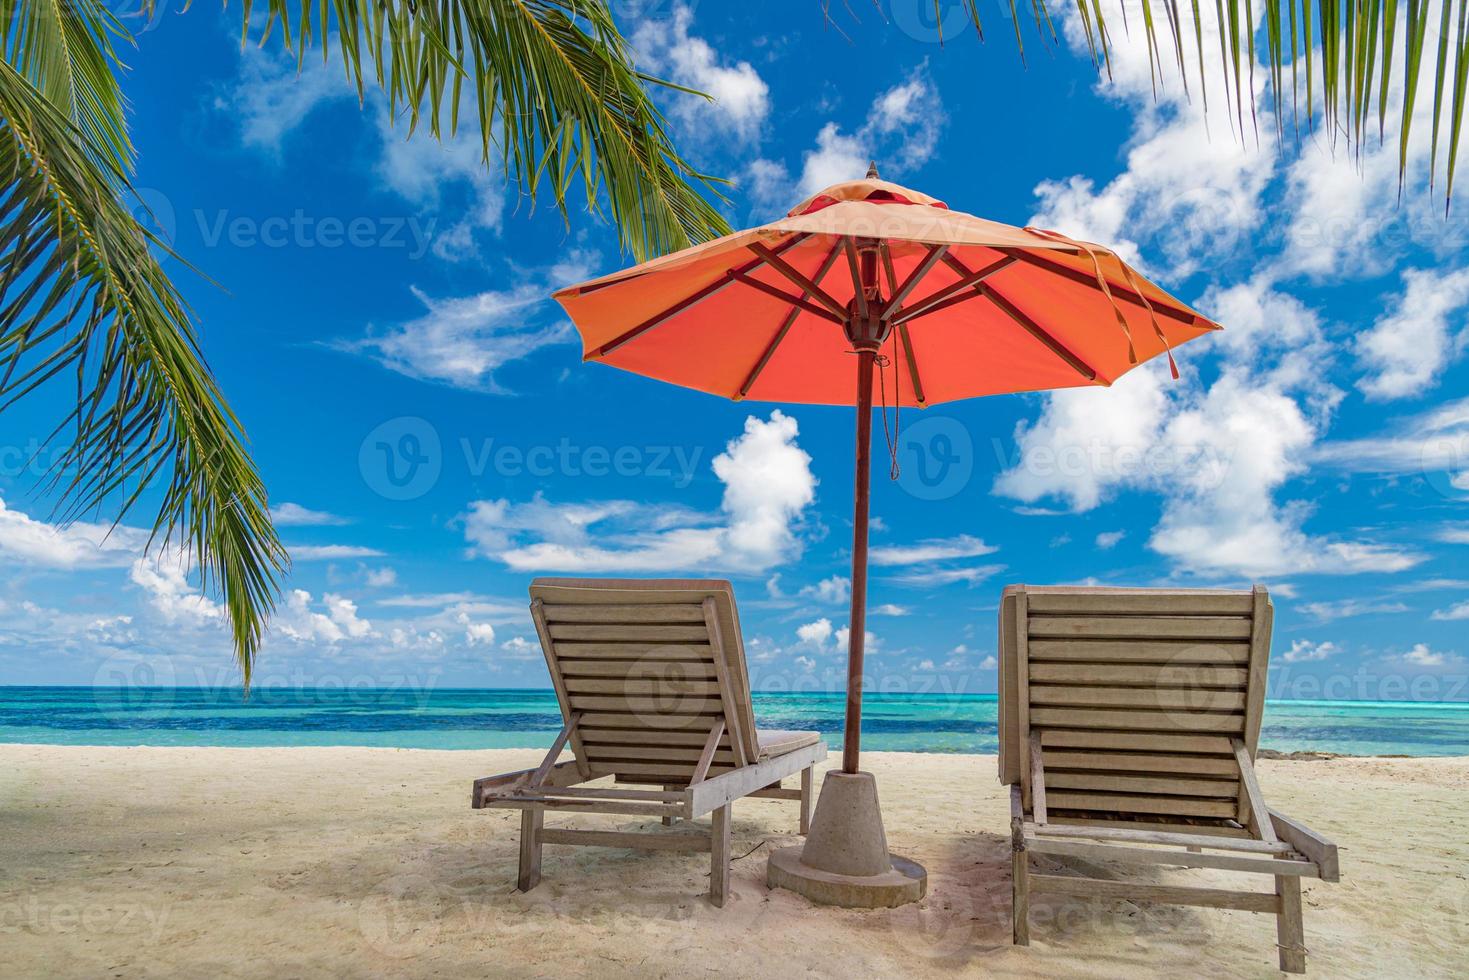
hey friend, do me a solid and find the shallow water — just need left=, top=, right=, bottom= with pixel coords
left=3, top=686, right=1467, bottom=755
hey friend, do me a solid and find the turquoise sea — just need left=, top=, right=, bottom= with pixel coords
left=2, top=687, right=1468, bottom=756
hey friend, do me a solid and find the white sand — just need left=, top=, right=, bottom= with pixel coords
left=2, top=746, right=1466, bottom=978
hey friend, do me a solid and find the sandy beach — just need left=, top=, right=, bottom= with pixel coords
left=3, top=745, right=1465, bottom=978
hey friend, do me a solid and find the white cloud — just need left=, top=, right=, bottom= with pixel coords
left=1431, top=601, right=1469, bottom=621
left=1355, top=268, right=1469, bottom=400
left=1301, top=599, right=1410, bottom=622
left=870, top=534, right=997, bottom=566
left=1388, top=643, right=1464, bottom=669
left=1311, top=396, right=1469, bottom=487
left=1095, top=530, right=1125, bottom=549
left=226, top=45, right=352, bottom=154
left=458, top=614, right=496, bottom=646
left=633, top=5, right=769, bottom=140
left=1028, top=2, right=1274, bottom=278
left=979, top=654, right=998, bottom=671
left=0, top=498, right=148, bottom=569
left=996, top=278, right=1421, bottom=579
left=871, top=603, right=909, bottom=616
left=1439, top=524, right=1469, bottom=545
left=224, top=43, right=504, bottom=260
left=275, top=589, right=373, bottom=645
left=289, top=544, right=386, bottom=561
left=337, top=270, right=583, bottom=392
left=464, top=411, right=814, bottom=574
left=1283, top=640, right=1338, bottom=663
left=364, top=567, right=398, bottom=588
left=799, top=575, right=850, bottom=604
left=500, top=635, right=539, bottom=658
left=129, top=552, right=223, bottom=625
left=917, top=659, right=935, bottom=671
left=891, top=564, right=1006, bottom=587
left=746, top=67, right=944, bottom=212
left=270, top=502, right=351, bottom=527
left=374, top=106, right=504, bottom=260
left=795, top=618, right=833, bottom=648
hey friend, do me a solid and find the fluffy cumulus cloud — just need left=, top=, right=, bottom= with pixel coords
left=1283, top=640, right=1339, bottom=663
left=462, top=411, right=815, bottom=573
left=995, top=278, right=1422, bottom=578
left=1028, top=2, right=1274, bottom=277
left=129, top=552, right=223, bottom=625
left=744, top=68, right=944, bottom=214
left=0, top=497, right=148, bottom=569
left=1354, top=267, right=1469, bottom=401
left=632, top=4, right=769, bottom=140
left=275, top=589, right=374, bottom=645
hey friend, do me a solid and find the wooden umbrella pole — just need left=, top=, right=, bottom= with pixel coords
left=843, top=348, right=876, bottom=773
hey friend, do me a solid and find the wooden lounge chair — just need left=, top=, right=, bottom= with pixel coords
left=471, top=578, right=827, bottom=906
left=999, top=585, right=1339, bottom=973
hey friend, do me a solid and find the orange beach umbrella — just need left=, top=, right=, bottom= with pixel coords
left=553, top=166, right=1219, bottom=775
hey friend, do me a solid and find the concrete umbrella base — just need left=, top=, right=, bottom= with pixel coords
left=765, top=771, right=927, bottom=909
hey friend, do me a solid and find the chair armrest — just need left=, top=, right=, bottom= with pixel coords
left=1010, top=783, right=1025, bottom=849
left=1269, top=808, right=1340, bottom=882
left=472, top=761, right=586, bottom=808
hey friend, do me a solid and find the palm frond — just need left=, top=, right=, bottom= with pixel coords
left=956, top=0, right=1469, bottom=208
left=238, top=0, right=733, bottom=261
left=0, top=57, right=287, bottom=683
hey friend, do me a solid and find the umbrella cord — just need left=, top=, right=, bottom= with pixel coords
left=875, top=345, right=901, bottom=480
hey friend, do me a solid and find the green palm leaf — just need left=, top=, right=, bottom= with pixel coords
left=0, top=56, right=287, bottom=683
left=957, top=0, right=1469, bottom=208
left=237, top=0, right=731, bottom=262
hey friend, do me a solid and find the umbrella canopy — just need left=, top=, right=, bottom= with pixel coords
left=553, top=170, right=1220, bottom=776
left=555, top=175, right=1219, bottom=407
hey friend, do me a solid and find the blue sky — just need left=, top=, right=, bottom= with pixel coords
left=0, top=1, right=1466, bottom=699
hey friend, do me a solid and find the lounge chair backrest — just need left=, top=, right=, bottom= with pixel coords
left=999, top=585, right=1272, bottom=826
left=528, top=578, right=761, bottom=783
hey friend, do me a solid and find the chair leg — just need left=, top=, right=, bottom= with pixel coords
left=1012, top=845, right=1030, bottom=946
left=1276, top=874, right=1307, bottom=973
left=799, top=766, right=813, bottom=835
left=709, top=804, right=732, bottom=907
left=517, top=809, right=543, bottom=892
left=662, top=784, right=679, bottom=826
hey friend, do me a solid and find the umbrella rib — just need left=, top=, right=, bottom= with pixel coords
left=879, top=244, right=949, bottom=319
left=891, top=255, right=1017, bottom=324
left=737, top=240, right=845, bottom=399
left=843, top=237, right=869, bottom=320
left=589, top=234, right=809, bottom=359
left=977, top=280, right=1101, bottom=383
left=1000, top=248, right=1200, bottom=325
left=897, top=321, right=926, bottom=405
left=729, top=270, right=844, bottom=324
left=879, top=242, right=900, bottom=297
left=748, top=241, right=849, bottom=319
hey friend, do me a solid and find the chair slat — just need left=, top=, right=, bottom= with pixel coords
left=1031, top=707, right=1245, bottom=734
left=1028, top=640, right=1250, bottom=664
left=1045, top=772, right=1241, bottom=798
left=1026, top=592, right=1254, bottom=615
left=1029, top=616, right=1253, bottom=640
left=1039, top=730, right=1236, bottom=755
left=550, top=643, right=715, bottom=660
left=1041, top=750, right=1241, bottom=777
left=548, top=624, right=710, bottom=642
left=1048, top=791, right=1239, bottom=819
left=1030, top=685, right=1246, bottom=711
left=540, top=603, right=707, bottom=623
left=1029, top=663, right=1248, bottom=688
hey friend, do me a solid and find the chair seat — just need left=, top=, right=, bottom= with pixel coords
left=756, top=728, right=822, bottom=758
